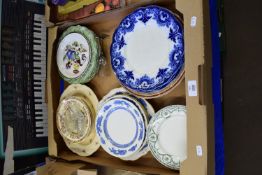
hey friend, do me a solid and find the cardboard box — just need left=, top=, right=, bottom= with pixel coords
left=47, top=0, right=215, bottom=174
left=36, top=158, right=87, bottom=175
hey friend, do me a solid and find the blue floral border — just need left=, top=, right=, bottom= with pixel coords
left=111, top=5, right=184, bottom=94
left=96, top=99, right=145, bottom=156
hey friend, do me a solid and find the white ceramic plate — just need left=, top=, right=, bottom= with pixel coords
left=96, top=98, right=146, bottom=158
left=111, top=6, right=184, bottom=97
left=147, top=105, right=187, bottom=170
left=98, top=87, right=155, bottom=160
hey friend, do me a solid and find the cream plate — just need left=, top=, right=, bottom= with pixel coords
left=56, top=96, right=92, bottom=143
left=59, top=84, right=100, bottom=155
left=147, top=105, right=187, bottom=170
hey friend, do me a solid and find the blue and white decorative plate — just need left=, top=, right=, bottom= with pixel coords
left=111, top=5, right=184, bottom=97
left=96, top=98, right=146, bottom=158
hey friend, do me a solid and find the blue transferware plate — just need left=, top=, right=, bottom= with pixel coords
left=111, top=5, right=184, bottom=97
left=96, top=98, right=145, bottom=158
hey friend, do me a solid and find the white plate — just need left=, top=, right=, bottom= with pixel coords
left=96, top=98, right=146, bottom=158
left=111, top=6, right=184, bottom=97
left=98, top=87, right=155, bottom=160
left=57, top=33, right=90, bottom=79
left=147, top=105, right=187, bottom=170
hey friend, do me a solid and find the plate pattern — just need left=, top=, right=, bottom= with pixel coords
left=111, top=6, right=184, bottom=94
left=98, top=87, right=154, bottom=160
left=57, top=25, right=101, bottom=84
left=56, top=96, right=92, bottom=142
left=96, top=98, right=145, bottom=157
left=147, top=105, right=186, bottom=170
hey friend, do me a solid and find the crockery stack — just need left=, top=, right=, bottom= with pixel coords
left=95, top=88, right=154, bottom=160
left=57, top=25, right=101, bottom=84
left=56, top=84, right=100, bottom=156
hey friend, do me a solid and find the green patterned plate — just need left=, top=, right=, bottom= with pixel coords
left=147, top=105, right=187, bottom=170
left=57, top=25, right=100, bottom=84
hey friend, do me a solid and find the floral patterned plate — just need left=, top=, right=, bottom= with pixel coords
left=147, top=105, right=187, bottom=170
left=111, top=6, right=184, bottom=98
left=57, top=25, right=100, bottom=84
left=96, top=98, right=146, bottom=158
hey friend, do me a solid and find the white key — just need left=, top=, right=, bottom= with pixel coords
left=34, top=98, right=44, bottom=103
left=33, top=32, right=46, bottom=40
left=33, top=39, right=43, bottom=44
left=33, top=44, right=46, bottom=51
left=34, top=91, right=44, bottom=97
left=33, top=26, right=46, bottom=32
left=35, top=105, right=47, bottom=111
left=34, top=74, right=46, bottom=79
left=35, top=116, right=44, bottom=120
left=34, top=61, right=46, bottom=67
left=33, top=52, right=46, bottom=57
left=33, top=81, right=45, bottom=87
left=35, top=111, right=43, bottom=115
left=34, top=14, right=45, bottom=22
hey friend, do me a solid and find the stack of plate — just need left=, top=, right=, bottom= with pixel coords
left=95, top=87, right=154, bottom=160
left=111, top=5, right=184, bottom=98
left=57, top=25, right=101, bottom=84
left=147, top=105, right=187, bottom=170
left=56, top=84, right=100, bottom=156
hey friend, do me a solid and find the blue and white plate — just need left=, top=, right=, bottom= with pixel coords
left=96, top=98, right=146, bottom=158
left=111, top=5, right=184, bottom=97
left=98, top=87, right=154, bottom=160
